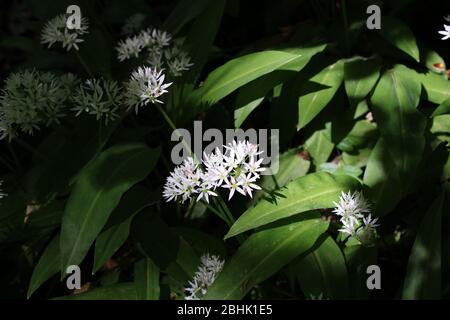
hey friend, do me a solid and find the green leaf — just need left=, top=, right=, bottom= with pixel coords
left=27, top=234, right=60, bottom=299
left=344, top=56, right=381, bottom=108
left=225, top=172, right=360, bottom=239
left=370, top=65, right=426, bottom=191
left=431, top=115, right=450, bottom=134
left=336, top=120, right=378, bottom=153
left=294, top=234, right=349, bottom=299
left=134, top=258, right=160, bottom=300
left=191, top=45, right=327, bottom=108
left=204, top=213, right=329, bottom=299
left=55, top=283, right=137, bottom=300
left=418, top=72, right=450, bottom=104
left=431, top=97, right=450, bottom=117
left=421, top=48, right=446, bottom=74
left=378, top=17, right=420, bottom=62
left=234, top=45, right=327, bottom=127
left=260, top=148, right=311, bottom=191
left=363, top=138, right=402, bottom=216
left=297, top=60, right=344, bottom=129
left=305, top=130, right=335, bottom=165
left=92, top=186, right=157, bottom=274
left=60, top=144, right=160, bottom=272
left=402, top=192, right=444, bottom=299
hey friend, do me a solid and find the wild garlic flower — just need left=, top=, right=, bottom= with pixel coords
left=333, top=191, right=379, bottom=239
left=121, top=13, right=147, bottom=36
left=71, top=79, right=122, bottom=124
left=123, top=66, right=172, bottom=113
left=163, top=140, right=265, bottom=204
left=116, top=36, right=144, bottom=61
left=116, top=27, right=193, bottom=77
left=0, top=69, right=75, bottom=139
left=185, top=253, right=224, bottom=300
left=41, top=14, right=89, bottom=51
left=438, top=24, right=450, bottom=40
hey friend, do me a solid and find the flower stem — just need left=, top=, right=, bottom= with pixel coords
left=155, top=103, right=198, bottom=162
left=205, top=201, right=230, bottom=225
left=74, top=51, right=94, bottom=78
left=0, top=153, right=15, bottom=172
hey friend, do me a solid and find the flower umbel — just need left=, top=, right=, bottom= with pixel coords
left=71, top=79, right=122, bottom=124
left=123, top=66, right=172, bottom=113
left=184, top=253, right=224, bottom=300
left=163, top=140, right=265, bottom=204
left=333, top=191, right=379, bottom=241
left=41, top=14, right=89, bottom=51
left=438, top=24, right=450, bottom=40
left=0, top=69, right=77, bottom=139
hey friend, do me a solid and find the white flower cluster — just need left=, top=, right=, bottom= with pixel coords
left=41, top=14, right=89, bottom=51
left=333, top=191, right=379, bottom=237
left=123, top=66, right=172, bottom=113
left=0, top=69, right=79, bottom=139
left=71, top=79, right=123, bottom=124
left=185, top=253, right=224, bottom=300
left=116, top=28, right=193, bottom=77
left=163, top=140, right=265, bottom=204
left=438, top=15, right=450, bottom=40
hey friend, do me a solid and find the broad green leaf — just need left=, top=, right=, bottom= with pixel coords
left=234, top=45, right=327, bottom=127
left=431, top=97, right=450, bottom=117
left=297, top=60, right=344, bottom=129
left=370, top=65, right=426, bottom=191
left=364, top=138, right=402, bottom=216
left=132, top=212, right=199, bottom=284
left=204, top=213, right=329, bottom=299
left=294, top=234, right=349, bottom=299
left=134, top=258, right=160, bottom=300
left=319, top=163, right=363, bottom=179
left=418, top=72, right=450, bottom=104
left=336, top=120, right=378, bottom=153
left=402, top=192, right=444, bottom=299
left=431, top=115, right=450, bottom=134
left=305, top=130, right=335, bottom=165
left=378, top=17, right=420, bottom=62
left=191, top=45, right=327, bottom=108
left=60, top=144, right=161, bottom=272
left=344, top=56, right=381, bottom=108
left=27, top=234, right=60, bottom=298
left=92, top=186, right=157, bottom=274
left=55, top=283, right=137, bottom=300
left=225, top=172, right=360, bottom=239
left=260, top=148, right=311, bottom=191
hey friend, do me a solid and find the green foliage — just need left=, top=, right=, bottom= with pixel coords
left=0, top=0, right=449, bottom=301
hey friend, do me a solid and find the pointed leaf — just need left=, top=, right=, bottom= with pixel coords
left=378, top=17, right=419, bottom=62
left=134, top=258, right=160, bottom=300
left=204, top=213, right=329, bottom=300
left=60, top=144, right=160, bottom=272
left=225, top=172, right=360, bottom=239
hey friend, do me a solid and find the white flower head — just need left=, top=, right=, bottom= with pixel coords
left=123, top=66, right=172, bottom=113
left=41, top=14, right=89, bottom=51
left=438, top=24, right=450, bottom=40
left=116, top=36, right=144, bottom=61
left=333, top=191, right=379, bottom=240
left=184, top=253, right=224, bottom=300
